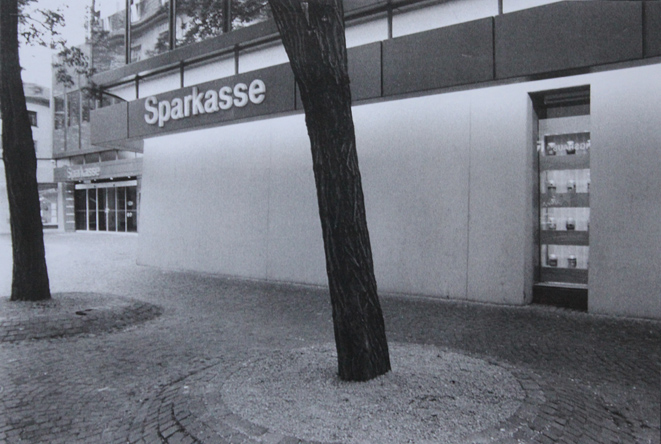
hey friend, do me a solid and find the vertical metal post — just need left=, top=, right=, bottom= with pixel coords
left=125, top=0, right=131, bottom=64
left=169, top=0, right=177, bottom=50
left=223, top=0, right=232, bottom=34
left=78, top=76, right=83, bottom=150
left=387, top=0, right=393, bottom=39
left=63, top=88, right=68, bottom=151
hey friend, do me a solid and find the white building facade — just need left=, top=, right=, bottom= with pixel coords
left=90, top=0, right=661, bottom=319
left=1, top=83, right=56, bottom=233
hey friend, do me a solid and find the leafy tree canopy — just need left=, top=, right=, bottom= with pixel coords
left=16, top=0, right=92, bottom=89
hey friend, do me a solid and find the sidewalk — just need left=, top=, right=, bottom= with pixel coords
left=0, top=232, right=659, bottom=443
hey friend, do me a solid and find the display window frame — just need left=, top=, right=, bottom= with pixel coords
left=530, top=85, right=591, bottom=310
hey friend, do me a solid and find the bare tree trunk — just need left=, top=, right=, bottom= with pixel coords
left=268, top=0, right=390, bottom=381
left=1, top=0, right=51, bottom=301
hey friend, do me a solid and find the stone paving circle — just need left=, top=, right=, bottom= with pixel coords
left=215, top=343, right=525, bottom=443
left=0, top=292, right=162, bottom=342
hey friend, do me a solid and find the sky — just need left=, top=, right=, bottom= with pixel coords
left=20, top=0, right=122, bottom=88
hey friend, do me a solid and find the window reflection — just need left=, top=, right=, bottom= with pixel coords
left=54, top=96, right=65, bottom=130
left=176, top=0, right=228, bottom=46
left=130, top=0, right=170, bottom=61
left=91, top=0, right=271, bottom=69
left=176, top=0, right=270, bottom=47
left=232, top=0, right=271, bottom=29
left=67, top=92, right=79, bottom=127
left=91, top=5, right=126, bottom=74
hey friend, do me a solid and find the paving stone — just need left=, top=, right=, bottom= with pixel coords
left=0, top=233, right=659, bottom=443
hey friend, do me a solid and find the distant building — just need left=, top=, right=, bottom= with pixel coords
left=0, top=83, right=56, bottom=233
left=51, top=45, right=143, bottom=233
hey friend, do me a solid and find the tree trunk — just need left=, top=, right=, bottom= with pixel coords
left=268, top=0, right=390, bottom=381
left=0, top=0, right=51, bottom=301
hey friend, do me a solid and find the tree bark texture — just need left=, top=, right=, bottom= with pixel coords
left=1, top=0, right=51, bottom=301
left=268, top=0, right=390, bottom=381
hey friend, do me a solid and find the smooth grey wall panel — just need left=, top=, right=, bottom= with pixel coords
left=495, top=2, right=643, bottom=79
left=589, top=64, right=661, bottom=319
left=382, top=18, right=494, bottom=96
left=645, top=1, right=661, bottom=57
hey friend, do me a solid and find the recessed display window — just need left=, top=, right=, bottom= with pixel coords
left=531, top=86, right=590, bottom=309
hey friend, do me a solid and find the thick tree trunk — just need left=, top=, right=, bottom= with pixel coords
left=268, top=0, right=390, bottom=381
left=1, top=0, right=51, bottom=301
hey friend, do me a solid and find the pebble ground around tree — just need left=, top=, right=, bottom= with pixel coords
left=0, top=232, right=659, bottom=444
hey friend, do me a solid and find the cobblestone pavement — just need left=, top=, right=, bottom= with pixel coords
left=0, top=233, right=659, bottom=443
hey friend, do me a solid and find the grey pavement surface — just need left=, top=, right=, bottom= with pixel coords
left=0, top=232, right=659, bottom=443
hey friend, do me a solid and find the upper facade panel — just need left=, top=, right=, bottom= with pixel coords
left=93, top=0, right=577, bottom=87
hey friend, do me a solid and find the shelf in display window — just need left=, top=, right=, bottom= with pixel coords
left=539, top=268, right=588, bottom=285
left=540, top=230, right=589, bottom=246
left=541, top=192, right=589, bottom=208
left=540, top=151, right=590, bottom=171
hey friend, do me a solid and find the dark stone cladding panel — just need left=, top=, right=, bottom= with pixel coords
left=348, top=42, right=382, bottom=102
left=645, top=1, right=661, bottom=57
left=91, top=102, right=129, bottom=145
left=293, top=42, right=382, bottom=109
left=382, top=18, right=494, bottom=97
left=495, top=1, right=643, bottom=79
left=345, top=0, right=383, bottom=13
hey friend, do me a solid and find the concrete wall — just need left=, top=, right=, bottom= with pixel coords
left=138, top=85, right=535, bottom=302
left=356, top=94, right=471, bottom=298
left=137, top=116, right=327, bottom=285
left=589, top=64, right=661, bottom=319
left=137, top=63, right=661, bottom=318
left=466, top=85, right=533, bottom=304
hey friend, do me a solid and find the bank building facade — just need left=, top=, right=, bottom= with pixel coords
left=61, top=0, right=659, bottom=319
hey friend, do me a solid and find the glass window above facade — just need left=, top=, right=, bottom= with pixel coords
left=91, top=0, right=271, bottom=75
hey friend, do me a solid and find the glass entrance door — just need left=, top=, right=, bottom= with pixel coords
left=74, top=181, right=138, bottom=232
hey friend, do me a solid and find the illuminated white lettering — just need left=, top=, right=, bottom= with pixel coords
left=171, top=98, right=184, bottom=120
left=67, top=166, right=101, bottom=180
left=204, top=90, right=219, bottom=113
left=144, top=97, right=158, bottom=124
left=233, top=83, right=249, bottom=107
left=184, top=94, right=193, bottom=117
left=143, top=78, right=267, bottom=127
left=158, top=100, right=171, bottom=127
left=249, top=79, right=266, bottom=104
left=192, top=87, right=205, bottom=115
left=218, top=86, right=233, bottom=110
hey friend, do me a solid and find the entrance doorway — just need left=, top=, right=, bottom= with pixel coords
left=74, top=180, right=138, bottom=232
left=531, top=87, right=590, bottom=310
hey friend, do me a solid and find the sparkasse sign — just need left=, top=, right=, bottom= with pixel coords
left=144, top=79, right=266, bottom=128
left=128, top=63, right=296, bottom=139
left=67, top=166, right=101, bottom=180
